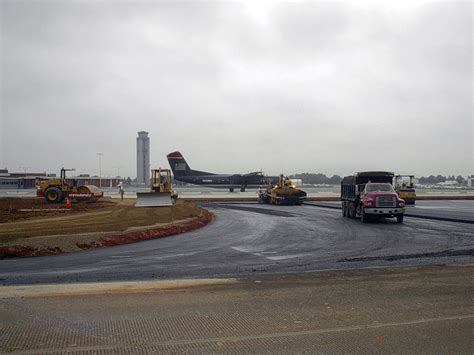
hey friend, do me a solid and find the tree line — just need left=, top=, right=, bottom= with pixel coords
left=418, top=175, right=466, bottom=184
left=289, top=173, right=469, bottom=185
left=122, top=174, right=470, bottom=186
left=289, top=173, right=342, bottom=185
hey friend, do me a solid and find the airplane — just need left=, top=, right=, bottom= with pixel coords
left=167, top=151, right=279, bottom=192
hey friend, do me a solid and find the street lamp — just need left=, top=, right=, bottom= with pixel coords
left=97, top=153, right=103, bottom=188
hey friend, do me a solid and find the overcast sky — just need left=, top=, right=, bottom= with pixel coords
left=1, top=0, right=472, bottom=178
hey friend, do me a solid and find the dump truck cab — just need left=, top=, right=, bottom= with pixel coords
left=341, top=171, right=405, bottom=223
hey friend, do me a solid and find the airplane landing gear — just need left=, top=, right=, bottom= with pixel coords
left=229, top=188, right=234, bottom=192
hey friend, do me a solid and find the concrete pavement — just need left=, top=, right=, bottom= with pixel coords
left=1, top=264, right=472, bottom=353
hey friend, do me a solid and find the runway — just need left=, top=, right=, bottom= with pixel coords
left=2, top=185, right=474, bottom=199
left=1, top=202, right=472, bottom=286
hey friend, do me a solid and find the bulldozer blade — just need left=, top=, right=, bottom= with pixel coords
left=135, top=192, right=174, bottom=207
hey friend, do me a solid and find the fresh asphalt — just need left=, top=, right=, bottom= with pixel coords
left=1, top=201, right=473, bottom=286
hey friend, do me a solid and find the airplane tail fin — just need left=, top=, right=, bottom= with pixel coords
left=167, top=151, right=214, bottom=177
left=167, top=151, right=192, bottom=177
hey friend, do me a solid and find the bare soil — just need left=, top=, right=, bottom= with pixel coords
left=0, top=198, right=212, bottom=257
left=0, top=197, right=115, bottom=223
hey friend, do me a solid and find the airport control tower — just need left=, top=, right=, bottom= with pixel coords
left=136, top=131, right=150, bottom=186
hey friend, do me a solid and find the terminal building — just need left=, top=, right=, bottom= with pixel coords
left=0, top=169, right=49, bottom=189
left=0, top=169, right=121, bottom=189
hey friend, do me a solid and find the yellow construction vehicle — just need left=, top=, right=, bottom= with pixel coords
left=135, top=168, right=178, bottom=207
left=394, top=175, right=416, bottom=205
left=37, top=168, right=103, bottom=204
left=258, top=174, right=307, bottom=205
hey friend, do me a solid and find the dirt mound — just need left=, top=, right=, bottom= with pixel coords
left=0, top=197, right=115, bottom=223
left=0, top=199, right=212, bottom=258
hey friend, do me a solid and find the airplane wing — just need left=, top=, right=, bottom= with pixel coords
left=243, top=171, right=264, bottom=177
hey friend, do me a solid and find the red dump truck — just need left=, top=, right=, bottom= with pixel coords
left=341, top=171, right=405, bottom=223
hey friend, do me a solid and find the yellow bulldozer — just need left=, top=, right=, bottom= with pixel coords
left=258, top=174, right=307, bottom=205
left=135, top=168, right=178, bottom=207
left=37, top=168, right=103, bottom=204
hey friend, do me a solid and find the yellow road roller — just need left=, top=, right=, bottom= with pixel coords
left=37, top=168, right=103, bottom=204
left=394, top=175, right=416, bottom=205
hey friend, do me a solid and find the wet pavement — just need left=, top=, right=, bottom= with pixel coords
left=1, top=202, right=472, bottom=285
left=306, top=200, right=474, bottom=223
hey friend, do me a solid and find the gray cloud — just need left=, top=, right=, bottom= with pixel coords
left=1, top=1, right=472, bottom=178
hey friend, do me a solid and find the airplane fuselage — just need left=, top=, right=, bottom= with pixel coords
left=167, top=151, right=279, bottom=191
left=175, top=173, right=275, bottom=189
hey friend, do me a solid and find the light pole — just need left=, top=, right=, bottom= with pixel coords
left=97, top=153, right=103, bottom=188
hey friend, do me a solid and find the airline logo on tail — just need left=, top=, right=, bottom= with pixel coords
left=167, top=151, right=183, bottom=159
left=167, top=151, right=190, bottom=176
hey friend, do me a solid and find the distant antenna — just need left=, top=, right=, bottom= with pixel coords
left=113, top=165, right=122, bottom=178
left=18, top=166, right=30, bottom=174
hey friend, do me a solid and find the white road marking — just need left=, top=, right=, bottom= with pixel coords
left=231, top=246, right=309, bottom=261
left=146, top=252, right=200, bottom=261
left=266, top=254, right=310, bottom=261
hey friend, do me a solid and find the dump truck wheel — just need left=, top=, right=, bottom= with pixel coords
left=342, top=202, right=347, bottom=217
left=361, top=208, right=368, bottom=223
left=349, top=202, right=356, bottom=218
left=44, top=187, right=63, bottom=204
left=396, top=215, right=404, bottom=223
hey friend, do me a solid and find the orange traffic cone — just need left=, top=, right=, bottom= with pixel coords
left=66, top=198, right=71, bottom=209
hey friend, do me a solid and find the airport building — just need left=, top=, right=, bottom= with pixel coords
left=0, top=169, right=121, bottom=189
left=0, top=170, right=48, bottom=189
left=136, top=131, right=150, bottom=186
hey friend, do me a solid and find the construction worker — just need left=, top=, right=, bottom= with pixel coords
left=118, top=182, right=125, bottom=200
